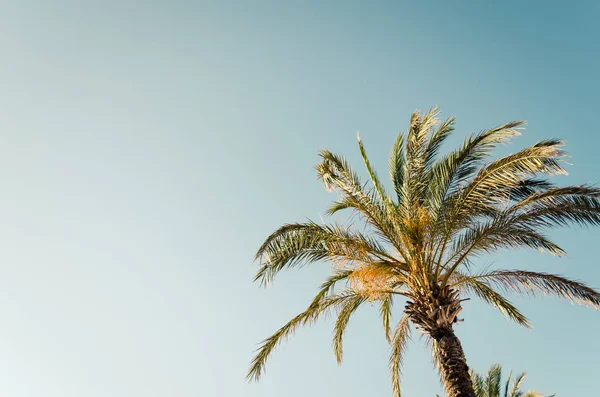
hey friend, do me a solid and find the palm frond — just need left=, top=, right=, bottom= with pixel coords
left=424, top=116, right=455, bottom=171
left=512, top=184, right=600, bottom=209
left=508, top=372, right=527, bottom=397
left=317, top=150, right=363, bottom=193
left=389, top=314, right=411, bottom=397
left=441, top=183, right=600, bottom=280
left=389, top=132, right=407, bottom=202
left=308, top=268, right=355, bottom=309
left=504, top=370, right=513, bottom=397
left=441, top=219, right=566, bottom=285
left=406, top=108, right=438, bottom=166
left=358, top=133, right=390, bottom=205
left=427, top=120, right=524, bottom=215
left=402, top=108, right=440, bottom=208
left=458, top=139, right=568, bottom=213
left=428, top=121, right=526, bottom=269
left=254, top=221, right=395, bottom=285
left=470, top=370, right=485, bottom=396
left=450, top=218, right=566, bottom=262
left=325, top=199, right=354, bottom=216
left=316, top=150, right=383, bottom=219
left=317, top=150, right=404, bottom=250
left=247, top=291, right=361, bottom=381
left=451, top=273, right=531, bottom=327
left=484, top=364, right=502, bottom=397
left=511, top=188, right=600, bottom=229
left=380, top=293, right=394, bottom=341
left=468, top=270, right=600, bottom=308
left=470, top=365, right=551, bottom=397
left=333, top=294, right=366, bottom=363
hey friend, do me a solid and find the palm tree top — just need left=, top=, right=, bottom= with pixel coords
left=248, top=107, right=600, bottom=396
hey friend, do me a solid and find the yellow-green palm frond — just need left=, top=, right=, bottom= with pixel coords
left=325, top=198, right=356, bottom=216
left=458, top=270, right=600, bottom=308
left=380, top=294, right=394, bottom=341
left=455, top=139, right=568, bottom=216
left=471, top=370, right=485, bottom=396
left=440, top=183, right=600, bottom=280
left=512, top=184, right=600, bottom=209
left=307, top=268, right=355, bottom=308
left=333, top=294, right=366, bottom=363
left=423, top=116, right=455, bottom=171
left=502, top=370, right=512, bottom=397
left=484, top=364, right=503, bottom=397
left=403, top=108, right=440, bottom=209
left=468, top=365, right=551, bottom=397
left=508, top=372, right=527, bottom=397
left=389, top=314, right=411, bottom=397
left=452, top=217, right=566, bottom=259
left=316, top=150, right=403, bottom=250
left=427, top=121, right=524, bottom=218
left=316, top=150, right=384, bottom=221
left=247, top=290, right=362, bottom=382
left=406, top=108, right=438, bottom=169
left=254, top=221, right=397, bottom=285
left=428, top=121, right=526, bottom=271
left=389, top=132, right=407, bottom=203
left=440, top=217, right=566, bottom=285
left=451, top=273, right=531, bottom=327
left=358, top=133, right=391, bottom=206
left=316, top=149, right=363, bottom=193
left=510, top=186, right=600, bottom=228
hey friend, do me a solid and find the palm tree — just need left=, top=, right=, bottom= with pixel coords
left=468, top=364, right=554, bottom=397
left=247, top=107, right=600, bottom=397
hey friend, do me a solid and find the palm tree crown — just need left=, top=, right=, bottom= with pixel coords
left=248, top=107, right=600, bottom=397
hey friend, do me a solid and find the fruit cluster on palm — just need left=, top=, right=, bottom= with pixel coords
left=248, top=107, right=600, bottom=397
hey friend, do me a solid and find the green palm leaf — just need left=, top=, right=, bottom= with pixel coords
left=390, top=314, right=411, bottom=397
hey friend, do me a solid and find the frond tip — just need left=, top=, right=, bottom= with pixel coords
left=389, top=314, right=411, bottom=397
left=333, top=295, right=366, bottom=363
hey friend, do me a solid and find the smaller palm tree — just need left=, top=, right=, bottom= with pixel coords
left=437, top=364, right=554, bottom=397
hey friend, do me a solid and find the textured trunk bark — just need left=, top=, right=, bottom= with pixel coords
left=404, top=284, right=474, bottom=396
left=433, top=328, right=475, bottom=397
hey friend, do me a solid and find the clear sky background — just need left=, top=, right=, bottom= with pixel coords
left=0, top=1, right=598, bottom=396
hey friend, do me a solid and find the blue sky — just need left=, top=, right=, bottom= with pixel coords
left=0, top=1, right=598, bottom=396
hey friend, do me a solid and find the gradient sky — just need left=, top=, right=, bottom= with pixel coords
left=0, top=1, right=599, bottom=396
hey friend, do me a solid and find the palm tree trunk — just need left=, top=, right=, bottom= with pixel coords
left=433, top=327, right=475, bottom=397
